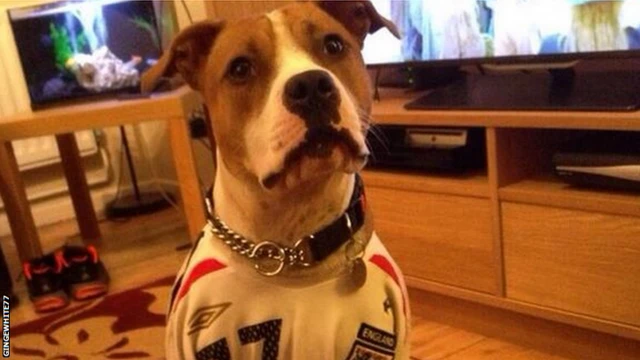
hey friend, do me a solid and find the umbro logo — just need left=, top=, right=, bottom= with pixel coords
left=188, top=302, right=232, bottom=335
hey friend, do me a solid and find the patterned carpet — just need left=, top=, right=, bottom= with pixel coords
left=10, top=276, right=174, bottom=359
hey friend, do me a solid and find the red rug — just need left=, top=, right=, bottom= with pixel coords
left=10, top=276, right=174, bottom=359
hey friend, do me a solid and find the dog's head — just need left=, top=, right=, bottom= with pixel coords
left=143, top=1, right=398, bottom=192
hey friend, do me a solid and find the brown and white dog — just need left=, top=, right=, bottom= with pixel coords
left=142, top=2, right=409, bottom=359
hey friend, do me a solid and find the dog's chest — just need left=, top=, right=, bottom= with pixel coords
left=167, top=231, right=407, bottom=359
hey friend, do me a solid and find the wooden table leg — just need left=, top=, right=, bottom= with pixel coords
left=55, top=133, right=102, bottom=244
left=168, top=117, right=206, bottom=241
left=0, top=141, right=42, bottom=261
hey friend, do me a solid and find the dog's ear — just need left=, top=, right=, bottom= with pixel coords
left=141, top=20, right=224, bottom=93
left=314, top=1, right=399, bottom=48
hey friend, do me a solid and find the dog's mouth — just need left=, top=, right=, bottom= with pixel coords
left=261, top=126, right=367, bottom=189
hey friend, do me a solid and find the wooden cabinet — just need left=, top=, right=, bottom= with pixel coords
left=503, top=203, right=640, bottom=327
left=367, top=186, right=496, bottom=294
left=367, top=88, right=640, bottom=343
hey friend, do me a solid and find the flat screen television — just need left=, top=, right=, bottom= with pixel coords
left=8, top=0, right=165, bottom=109
left=363, top=0, right=640, bottom=111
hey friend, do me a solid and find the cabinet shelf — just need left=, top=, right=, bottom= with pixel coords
left=362, top=168, right=489, bottom=198
left=372, top=89, right=640, bottom=131
left=499, top=175, right=640, bottom=218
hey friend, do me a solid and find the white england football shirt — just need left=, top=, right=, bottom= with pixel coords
left=166, top=224, right=410, bottom=360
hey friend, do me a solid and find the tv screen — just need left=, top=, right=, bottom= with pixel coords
left=8, top=0, right=163, bottom=108
left=363, top=0, right=640, bottom=65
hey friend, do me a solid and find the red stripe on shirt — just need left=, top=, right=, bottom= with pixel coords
left=176, top=258, right=227, bottom=306
left=369, top=254, right=407, bottom=317
left=369, top=254, right=400, bottom=287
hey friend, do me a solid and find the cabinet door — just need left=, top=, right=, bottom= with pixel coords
left=367, top=187, right=497, bottom=294
left=503, top=202, right=640, bottom=327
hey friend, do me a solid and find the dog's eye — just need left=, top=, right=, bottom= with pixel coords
left=226, top=57, right=253, bottom=81
left=323, top=34, right=344, bottom=55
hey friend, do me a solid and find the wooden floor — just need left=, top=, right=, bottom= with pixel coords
left=0, top=207, right=583, bottom=359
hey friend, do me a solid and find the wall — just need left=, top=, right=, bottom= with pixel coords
left=0, top=0, right=212, bottom=238
left=205, top=1, right=292, bottom=20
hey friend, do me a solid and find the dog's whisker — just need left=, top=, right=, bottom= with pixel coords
left=364, top=138, right=377, bottom=163
left=367, top=124, right=391, bottom=155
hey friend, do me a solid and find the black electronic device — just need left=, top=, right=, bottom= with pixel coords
left=363, top=1, right=640, bottom=111
left=553, top=132, right=640, bottom=191
left=404, top=70, right=640, bottom=112
left=366, top=125, right=485, bottom=172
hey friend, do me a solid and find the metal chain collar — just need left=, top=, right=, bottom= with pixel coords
left=205, top=184, right=365, bottom=277
left=208, top=215, right=319, bottom=276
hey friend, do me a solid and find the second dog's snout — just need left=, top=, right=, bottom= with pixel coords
left=284, top=70, right=341, bottom=126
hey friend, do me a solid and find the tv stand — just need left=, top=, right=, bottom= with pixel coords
left=365, top=89, right=640, bottom=357
left=405, top=69, right=640, bottom=112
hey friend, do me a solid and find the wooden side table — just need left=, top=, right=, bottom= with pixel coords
left=0, top=87, right=206, bottom=261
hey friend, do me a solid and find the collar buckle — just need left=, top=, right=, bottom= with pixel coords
left=293, top=237, right=314, bottom=267
left=344, top=212, right=365, bottom=262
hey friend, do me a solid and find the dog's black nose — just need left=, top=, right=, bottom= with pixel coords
left=283, top=70, right=341, bottom=126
